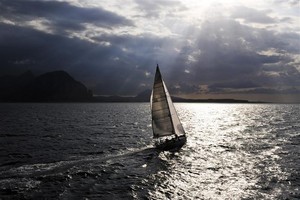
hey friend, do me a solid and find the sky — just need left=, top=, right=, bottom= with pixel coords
left=0, top=0, right=299, bottom=102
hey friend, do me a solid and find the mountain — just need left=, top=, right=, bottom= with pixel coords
left=0, top=71, right=263, bottom=103
left=0, top=71, right=92, bottom=102
left=134, top=89, right=152, bottom=102
left=92, top=90, right=259, bottom=103
left=92, top=89, right=151, bottom=102
left=171, top=96, right=250, bottom=103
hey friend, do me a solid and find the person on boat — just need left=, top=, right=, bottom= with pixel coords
left=175, top=134, right=179, bottom=140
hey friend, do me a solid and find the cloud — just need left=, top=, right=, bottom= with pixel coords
left=134, top=0, right=186, bottom=18
left=231, top=6, right=276, bottom=24
left=172, top=19, right=282, bottom=79
left=163, top=17, right=300, bottom=96
left=0, top=23, right=95, bottom=71
left=241, top=87, right=300, bottom=95
left=0, top=23, right=157, bottom=95
left=274, top=0, right=300, bottom=6
left=0, top=0, right=299, bottom=101
left=0, top=0, right=133, bottom=33
left=210, top=80, right=259, bottom=90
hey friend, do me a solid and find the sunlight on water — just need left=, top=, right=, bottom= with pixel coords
left=147, top=103, right=299, bottom=199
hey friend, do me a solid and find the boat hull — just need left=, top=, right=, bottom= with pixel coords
left=155, top=135, right=186, bottom=151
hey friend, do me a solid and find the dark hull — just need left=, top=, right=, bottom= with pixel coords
left=155, top=135, right=186, bottom=151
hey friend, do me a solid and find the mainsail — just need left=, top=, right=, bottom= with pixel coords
left=151, top=65, right=185, bottom=138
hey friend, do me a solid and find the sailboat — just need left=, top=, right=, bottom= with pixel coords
left=150, top=64, right=187, bottom=151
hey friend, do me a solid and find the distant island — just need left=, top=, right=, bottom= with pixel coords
left=0, top=71, right=92, bottom=102
left=93, top=90, right=264, bottom=103
left=0, top=70, right=265, bottom=103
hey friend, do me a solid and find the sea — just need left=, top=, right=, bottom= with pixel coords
left=0, top=103, right=299, bottom=200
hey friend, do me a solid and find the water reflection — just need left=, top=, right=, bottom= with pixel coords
left=147, top=103, right=299, bottom=199
left=0, top=103, right=298, bottom=199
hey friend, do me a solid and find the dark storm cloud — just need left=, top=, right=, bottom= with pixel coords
left=0, top=23, right=158, bottom=95
left=208, top=85, right=300, bottom=95
left=166, top=17, right=299, bottom=95
left=93, top=33, right=173, bottom=65
left=276, top=32, right=300, bottom=54
left=210, top=80, right=259, bottom=89
left=169, top=82, right=199, bottom=95
left=0, top=23, right=100, bottom=71
left=91, top=33, right=177, bottom=94
left=0, top=0, right=299, bottom=99
left=91, top=15, right=299, bottom=96
left=0, top=0, right=133, bottom=32
left=258, top=66, right=300, bottom=89
left=172, top=19, right=282, bottom=80
left=235, top=87, right=300, bottom=95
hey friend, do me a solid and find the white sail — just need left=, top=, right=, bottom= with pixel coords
left=163, top=81, right=186, bottom=136
left=151, top=66, right=185, bottom=138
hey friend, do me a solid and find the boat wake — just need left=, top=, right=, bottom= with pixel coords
left=0, top=145, right=164, bottom=199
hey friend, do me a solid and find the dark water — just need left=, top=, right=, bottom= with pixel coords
left=0, top=103, right=299, bottom=199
